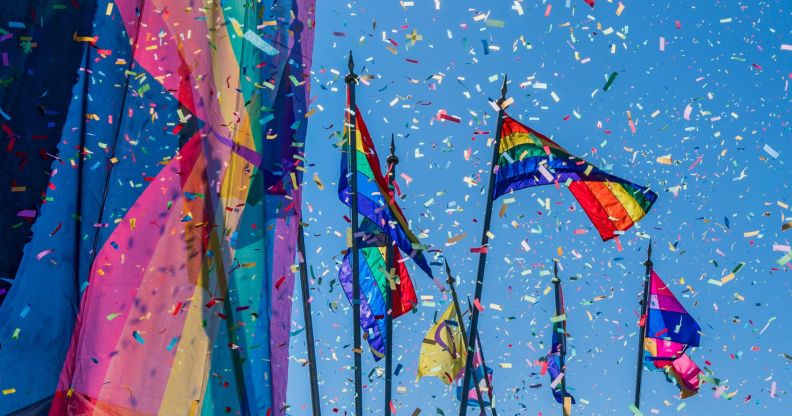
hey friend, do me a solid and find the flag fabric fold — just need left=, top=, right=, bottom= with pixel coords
left=541, top=280, right=575, bottom=405
left=494, top=114, right=658, bottom=240
left=339, top=220, right=417, bottom=359
left=455, top=353, right=493, bottom=408
left=338, top=107, right=434, bottom=277
left=643, top=270, right=704, bottom=398
left=417, top=303, right=466, bottom=384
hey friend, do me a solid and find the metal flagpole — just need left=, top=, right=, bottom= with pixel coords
left=459, top=74, right=508, bottom=416
left=444, top=260, right=487, bottom=416
left=297, top=224, right=321, bottom=416
left=345, top=50, right=364, bottom=415
left=553, top=261, right=570, bottom=416
left=633, top=240, right=653, bottom=410
left=384, top=135, right=399, bottom=416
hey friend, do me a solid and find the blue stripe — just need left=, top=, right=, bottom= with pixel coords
left=647, top=308, right=701, bottom=347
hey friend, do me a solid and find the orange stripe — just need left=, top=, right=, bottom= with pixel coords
left=567, top=181, right=617, bottom=240
left=584, top=181, right=635, bottom=231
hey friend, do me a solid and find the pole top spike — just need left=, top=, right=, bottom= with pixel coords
left=387, top=133, right=399, bottom=165
left=443, top=258, right=453, bottom=285
left=348, top=50, right=354, bottom=73
left=500, top=74, right=508, bottom=98
left=645, top=239, right=654, bottom=267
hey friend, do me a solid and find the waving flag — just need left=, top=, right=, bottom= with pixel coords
left=0, top=0, right=316, bottom=414
left=643, top=271, right=704, bottom=398
left=541, top=279, right=575, bottom=406
left=339, top=220, right=417, bottom=359
left=455, top=353, right=493, bottom=408
left=493, top=114, right=657, bottom=240
left=338, top=108, right=433, bottom=277
left=417, top=303, right=466, bottom=384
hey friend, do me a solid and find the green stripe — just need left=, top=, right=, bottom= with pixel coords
left=355, top=149, right=375, bottom=179
left=362, top=247, right=389, bottom=300
left=617, top=182, right=652, bottom=212
left=498, top=142, right=571, bottom=166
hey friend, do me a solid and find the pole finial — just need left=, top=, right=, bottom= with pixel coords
left=497, top=74, right=508, bottom=105
left=645, top=239, right=653, bottom=268
left=444, top=258, right=454, bottom=285
left=387, top=134, right=399, bottom=165
left=346, top=50, right=356, bottom=84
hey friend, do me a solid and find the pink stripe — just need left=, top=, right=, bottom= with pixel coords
left=649, top=293, right=688, bottom=314
left=670, top=353, right=702, bottom=393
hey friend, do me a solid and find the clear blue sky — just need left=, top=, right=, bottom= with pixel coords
left=287, top=1, right=791, bottom=414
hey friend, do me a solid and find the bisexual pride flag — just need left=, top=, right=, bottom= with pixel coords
left=643, top=270, right=704, bottom=398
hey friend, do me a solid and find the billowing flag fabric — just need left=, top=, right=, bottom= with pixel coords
left=541, top=282, right=575, bottom=405
left=338, top=106, right=433, bottom=277
left=493, top=114, right=658, bottom=240
left=455, top=352, right=493, bottom=407
left=0, top=1, right=316, bottom=415
left=417, top=303, right=466, bottom=384
left=339, top=220, right=417, bottom=359
left=643, top=271, right=704, bottom=398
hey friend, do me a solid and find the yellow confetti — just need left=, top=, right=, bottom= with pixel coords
left=312, top=172, right=324, bottom=190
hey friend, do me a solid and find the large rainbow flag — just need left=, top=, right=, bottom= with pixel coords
left=338, top=107, right=434, bottom=278
left=643, top=270, right=704, bottom=398
left=0, top=0, right=316, bottom=414
left=338, top=220, right=417, bottom=359
left=494, top=114, right=658, bottom=240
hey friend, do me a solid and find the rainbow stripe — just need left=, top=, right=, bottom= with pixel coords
left=0, top=0, right=316, bottom=414
left=339, top=222, right=417, bottom=359
left=338, top=107, right=434, bottom=278
left=494, top=114, right=658, bottom=240
left=643, top=271, right=704, bottom=398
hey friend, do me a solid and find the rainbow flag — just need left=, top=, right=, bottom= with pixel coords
left=643, top=271, right=704, bottom=398
left=338, top=107, right=434, bottom=277
left=339, top=220, right=417, bottom=359
left=494, top=114, right=658, bottom=240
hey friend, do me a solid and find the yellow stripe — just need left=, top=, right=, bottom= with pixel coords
left=606, top=181, right=647, bottom=222
left=498, top=131, right=541, bottom=154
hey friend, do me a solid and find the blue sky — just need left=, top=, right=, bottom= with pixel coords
left=287, top=1, right=791, bottom=414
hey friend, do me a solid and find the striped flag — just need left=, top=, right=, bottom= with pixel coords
left=339, top=220, right=417, bottom=359
left=338, top=107, right=434, bottom=277
left=643, top=271, right=704, bottom=398
left=494, top=114, right=658, bottom=240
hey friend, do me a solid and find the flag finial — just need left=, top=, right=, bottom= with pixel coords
left=387, top=134, right=399, bottom=165
left=645, top=239, right=653, bottom=268
left=498, top=74, right=508, bottom=105
left=444, top=258, right=453, bottom=285
left=346, top=50, right=356, bottom=83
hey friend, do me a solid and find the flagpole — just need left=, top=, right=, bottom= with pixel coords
left=444, top=260, right=487, bottom=416
left=384, top=135, right=398, bottom=416
left=633, top=240, right=653, bottom=410
left=297, top=224, right=321, bottom=416
left=459, top=74, right=508, bottom=416
left=345, top=50, right=364, bottom=415
left=466, top=298, right=498, bottom=416
left=553, top=260, right=570, bottom=416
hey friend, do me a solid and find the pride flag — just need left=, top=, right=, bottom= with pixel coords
left=643, top=271, right=704, bottom=398
left=417, top=303, right=466, bottom=384
left=338, top=107, right=434, bottom=277
left=494, top=114, right=658, bottom=240
left=339, top=220, right=417, bottom=359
